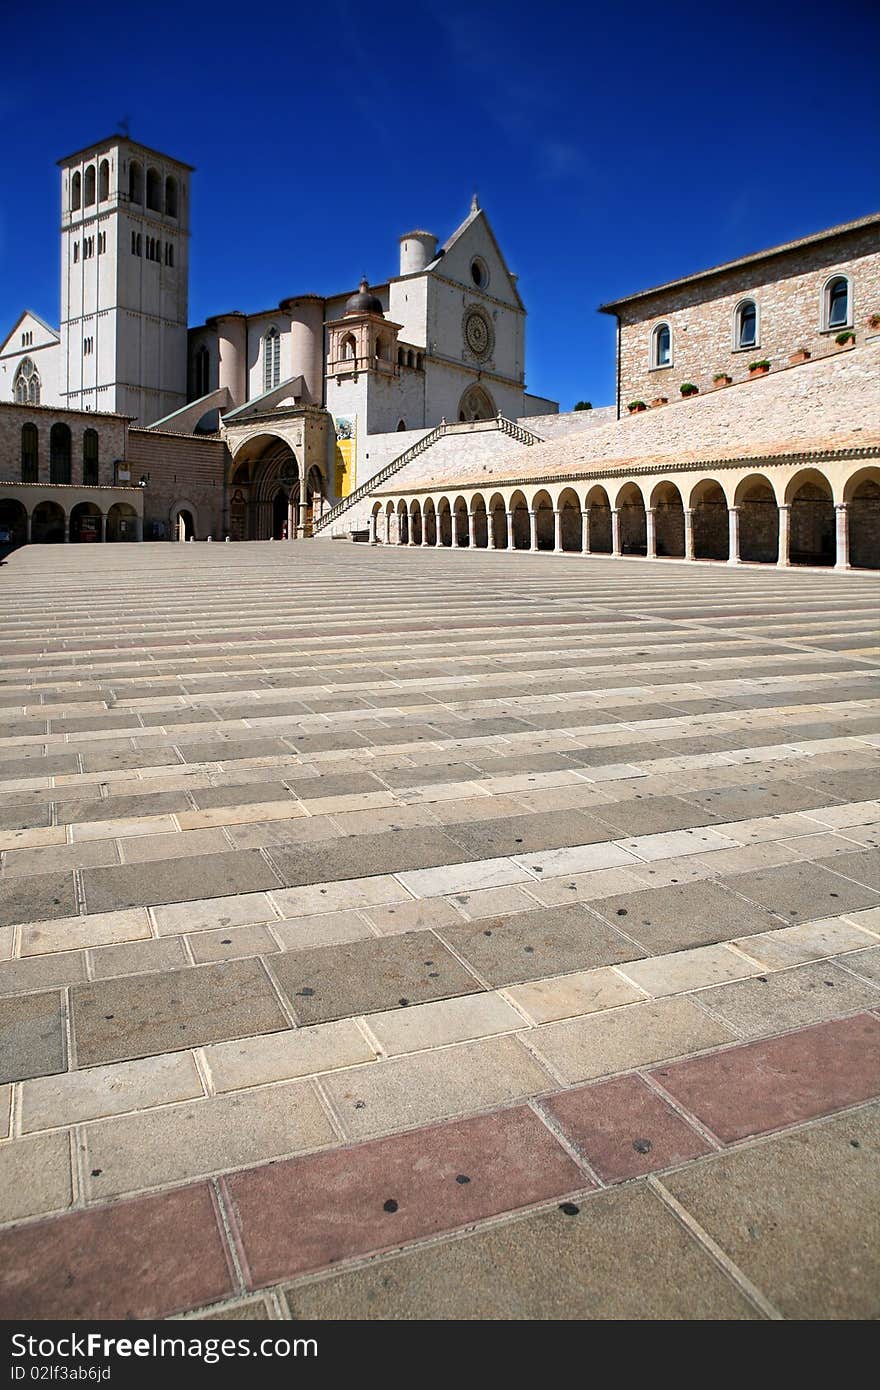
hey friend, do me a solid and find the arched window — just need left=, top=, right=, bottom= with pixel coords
left=129, top=161, right=143, bottom=203
left=263, top=327, right=280, bottom=391
left=14, top=358, right=40, bottom=405
left=824, top=275, right=850, bottom=330
left=83, top=428, right=99, bottom=486
left=71, top=172, right=82, bottom=211
left=84, top=165, right=96, bottom=206
left=341, top=333, right=356, bottom=360
left=165, top=242, right=174, bottom=267
left=21, top=423, right=38, bottom=483
left=397, top=347, right=405, bottom=365
left=193, top=344, right=210, bottom=397
left=165, top=176, right=178, bottom=217
left=136, top=233, right=142, bottom=256
left=146, top=168, right=161, bottom=211
left=651, top=322, right=672, bottom=368
left=415, top=353, right=423, bottom=371
left=735, top=299, right=758, bottom=349
left=396, top=419, right=407, bottom=431
left=99, top=159, right=110, bottom=201
left=50, top=423, right=72, bottom=484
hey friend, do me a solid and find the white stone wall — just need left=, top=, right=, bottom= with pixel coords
left=0, top=318, right=62, bottom=407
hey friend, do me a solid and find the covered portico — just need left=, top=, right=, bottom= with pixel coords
left=223, top=408, right=330, bottom=542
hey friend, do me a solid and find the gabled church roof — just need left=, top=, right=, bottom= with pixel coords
left=427, top=197, right=525, bottom=311
left=0, top=309, right=60, bottom=356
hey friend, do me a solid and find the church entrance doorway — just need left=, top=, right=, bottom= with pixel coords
left=272, top=491, right=290, bottom=540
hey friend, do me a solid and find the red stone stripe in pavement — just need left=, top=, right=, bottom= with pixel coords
left=221, top=1104, right=589, bottom=1289
left=540, top=1074, right=713, bottom=1182
left=650, top=1012, right=880, bottom=1144
left=0, top=1184, right=235, bottom=1321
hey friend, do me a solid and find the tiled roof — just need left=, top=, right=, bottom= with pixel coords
left=385, top=343, right=880, bottom=492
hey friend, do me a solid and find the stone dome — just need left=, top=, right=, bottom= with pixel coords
left=345, top=278, right=384, bottom=316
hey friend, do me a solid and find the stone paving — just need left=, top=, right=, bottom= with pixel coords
left=0, top=541, right=878, bottom=1320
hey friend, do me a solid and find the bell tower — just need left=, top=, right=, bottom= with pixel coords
left=58, top=135, right=192, bottom=424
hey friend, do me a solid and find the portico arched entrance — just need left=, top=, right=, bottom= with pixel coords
left=228, top=433, right=326, bottom=540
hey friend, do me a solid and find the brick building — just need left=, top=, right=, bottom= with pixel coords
left=599, top=213, right=880, bottom=418
left=0, top=402, right=143, bottom=547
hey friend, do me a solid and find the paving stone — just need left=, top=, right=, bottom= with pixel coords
left=83, top=1079, right=335, bottom=1199
left=734, top=917, right=879, bottom=969
left=541, top=1074, right=712, bottom=1182
left=445, top=810, right=617, bottom=858
left=436, top=903, right=642, bottom=987
left=284, top=1181, right=756, bottom=1320
left=504, top=966, right=644, bottom=1023
left=267, top=827, right=473, bottom=888
left=323, top=1034, right=555, bottom=1140
left=88, top=936, right=189, bottom=978
left=152, top=891, right=277, bottom=934
left=660, top=1105, right=880, bottom=1318
left=71, top=958, right=290, bottom=1067
left=21, top=1051, right=204, bottom=1132
left=204, top=1019, right=375, bottom=1092
left=360, top=896, right=464, bottom=935
left=695, top=959, right=880, bottom=1036
left=118, top=828, right=233, bottom=863
left=268, top=930, right=481, bottom=1025
left=81, top=850, right=280, bottom=914
left=0, top=870, right=78, bottom=927
left=0, top=1183, right=234, bottom=1319
left=226, top=1105, right=586, bottom=1287
left=0, top=950, right=86, bottom=997
left=652, top=1012, right=880, bottom=1141
left=0, top=1131, right=73, bottom=1223
left=0, top=990, right=66, bottom=1083
left=619, top=943, right=762, bottom=996
left=719, top=861, right=879, bottom=924
left=186, top=923, right=279, bottom=963
left=367, top=992, right=524, bottom=1056
left=531, top=996, right=735, bottom=1084
left=589, top=880, right=781, bottom=954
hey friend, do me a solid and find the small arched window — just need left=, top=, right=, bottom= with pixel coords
left=396, top=419, right=407, bottom=431
left=397, top=347, right=405, bottom=365
left=165, top=176, right=178, bottom=217
left=341, top=333, right=356, bottom=361
left=824, top=275, right=850, bottom=330
left=21, top=423, right=38, bottom=483
left=735, top=299, right=758, bottom=349
left=651, top=322, right=672, bottom=368
left=99, top=159, right=110, bottom=201
left=71, top=171, right=82, bottom=211
left=129, top=161, right=143, bottom=203
left=165, top=242, right=174, bottom=267
left=83, top=428, right=99, bottom=486
left=146, top=167, right=161, bottom=211
left=84, top=165, right=96, bottom=206
left=193, top=344, right=210, bottom=398
left=50, top=423, right=72, bottom=484
left=14, top=358, right=40, bottom=405
left=415, top=353, right=423, bottom=370
left=263, top=327, right=280, bottom=391
left=136, top=233, right=142, bottom=256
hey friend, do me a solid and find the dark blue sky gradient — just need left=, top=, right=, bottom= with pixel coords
left=3, top=0, right=878, bottom=408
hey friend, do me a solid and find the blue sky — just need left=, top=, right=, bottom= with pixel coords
left=3, top=0, right=878, bottom=409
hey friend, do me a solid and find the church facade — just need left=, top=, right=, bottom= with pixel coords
left=0, top=135, right=556, bottom=543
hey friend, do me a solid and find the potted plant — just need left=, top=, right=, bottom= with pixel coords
left=748, top=359, right=771, bottom=377
left=835, top=330, right=855, bottom=349
left=789, top=348, right=811, bottom=365
left=867, top=314, right=880, bottom=330
left=712, top=372, right=732, bottom=388
left=680, top=382, right=699, bottom=397
left=627, top=400, right=647, bottom=414
left=651, top=396, right=668, bottom=407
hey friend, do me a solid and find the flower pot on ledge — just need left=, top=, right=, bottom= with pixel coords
left=712, top=375, right=732, bottom=389
left=789, top=349, right=811, bottom=365
left=835, top=333, right=855, bottom=350
left=651, top=396, right=668, bottom=407
left=627, top=401, right=647, bottom=414
left=748, top=361, right=770, bottom=378
left=679, top=384, right=699, bottom=398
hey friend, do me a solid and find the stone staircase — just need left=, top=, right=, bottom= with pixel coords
left=312, top=416, right=543, bottom=539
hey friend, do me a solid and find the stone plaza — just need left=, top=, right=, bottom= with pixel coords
left=0, top=540, right=878, bottom=1320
